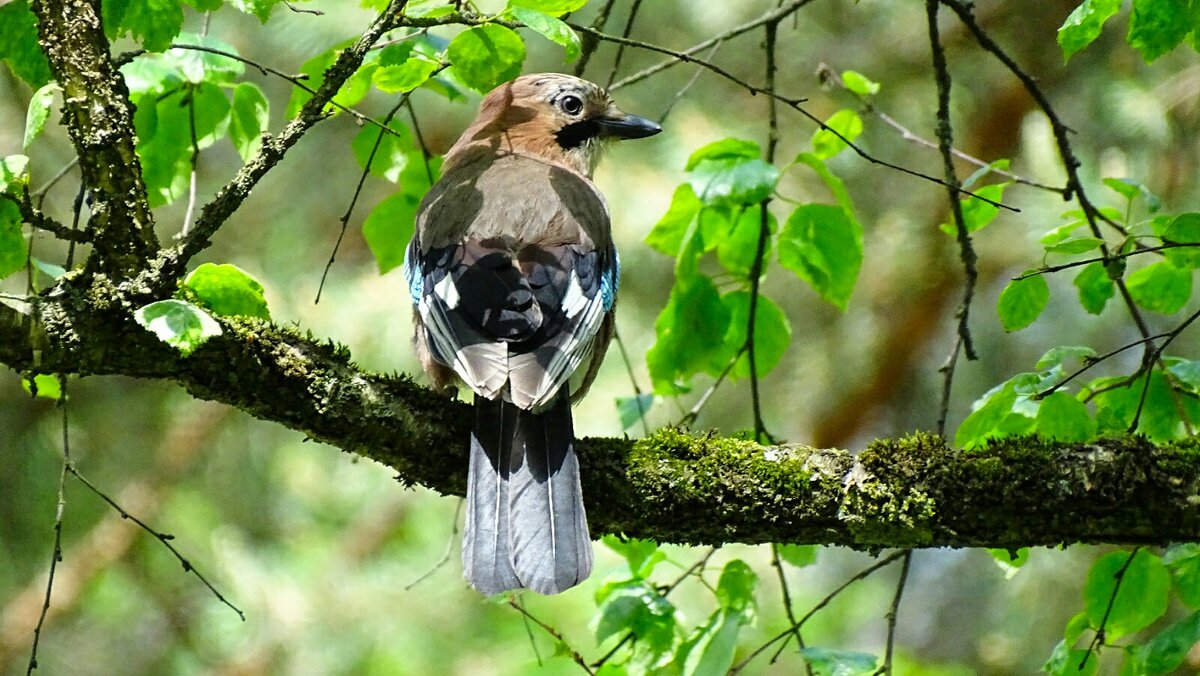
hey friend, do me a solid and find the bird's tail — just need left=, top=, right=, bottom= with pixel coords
left=462, top=392, right=593, bottom=595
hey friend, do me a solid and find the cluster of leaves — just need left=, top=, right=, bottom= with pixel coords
left=1058, top=0, right=1200, bottom=63
left=593, top=539, right=877, bottom=676
left=1044, top=546, right=1200, bottom=675
left=957, top=180, right=1200, bottom=449
left=635, top=78, right=875, bottom=427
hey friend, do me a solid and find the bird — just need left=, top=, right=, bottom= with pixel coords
left=403, top=73, right=661, bottom=594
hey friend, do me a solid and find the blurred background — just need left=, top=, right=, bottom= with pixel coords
left=2, top=0, right=1199, bottom=673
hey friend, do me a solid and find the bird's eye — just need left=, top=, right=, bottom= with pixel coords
left=559, top=95, right=583, bottom=116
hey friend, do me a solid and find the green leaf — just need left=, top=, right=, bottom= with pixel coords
left=646, top=184, right=701, bottom=257
left=1143, top=611, right=1200, bottom=673
left=364, top=194, right=418, bottom=274
left=0, top=201, right=25, bottom=281
left=508, top=0, right=588, bottom=14
left=511, top=7, right=581, bottom=61
left=21, top=374, right=62, bottom=400
left=593, top=580, right=675, bottom=656
left=777, top=544, right=818, bottom=568
left=137, top=85, right=231, bottom=206
left=446, top=25, right=526, bottom=93
left=841, top=70, right=880, bottom=96
left=794, top=153, right=859, bottom=218
left=1104, top=177, right=1162, bottom=212
left=1090, top=370, right=1183, bottom=441
left=1043, top=639, right=1098, bottom=676
left=997, top=273, right=1049, bottom=332
left=133, top=299, right=223, bottom=356
left=230, top=0, right=284, bottom=22
left=287, top=46, right=377, bottom=118
left=0, top=155, right=30, bottom=193
left=169, top=34, right=245, bottom=84
left=0, top=1, right=52, bottom=87
left=686, top=138, right=761, bottom=170
left=956, top=376, right=1039, bottom=449
left=687, top=157, right=779, bottom=207
left=1128, top=0, right=1194, bottom=62
left=1046, top=237, right=1105, bottom=255
left=717, top=206, right=776, bottom=279
left=646, top=275, right=731, bottom=395
left=352, top=122, right=414, bottom=183
left=940, top=184, right=1008, bottom=235
left=798, top=647, right=878, bottom=676
left=228, top=82, right=269, bottom=162
left=1166, top=543, right=1200, bottom=609
left=961, top=158, right=1011, bottom=191
left=1127, top=260, right=1192, bottom=314
left=615, top=394, right=655, bottom=432
left=1036, top=345, right=1097, bottom=370
left=1035, top=392, right=1096, bottom=442
left=777, top=203, right=863, bottom=311
left=811, top=109, right=863, bottom=160
left=1084, top=550, right=1171, bottom=641
left=1162, top=213, right=1200, bottom=268
left=1074, top=261, right=1115, bottom=314
left=988, top=548, right=1030, bottom=579
left=601, top=536, right=664, bottom=579
left=1168, top=359, right=1200, bottom=395
left=182, top=263, right=270, bottom=319
left=372, top=57, right=441, bottom=93
left=716, top=559, right=757, bottom=618
left=1058, top=0, right=1122, bottom=60
left=678, top=610, right=741, bottom=676
left=23, top=83, right=58, bottom=149
left=108, top=0, right=186, bottom=53
left=720, top=291, right=792, bottom=379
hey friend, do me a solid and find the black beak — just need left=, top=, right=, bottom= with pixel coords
left=596, top=113, right=662, bottom=140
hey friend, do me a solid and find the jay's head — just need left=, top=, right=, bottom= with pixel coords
left=451, top=73, right=661, bottom=176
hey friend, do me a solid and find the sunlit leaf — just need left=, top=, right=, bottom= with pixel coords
left=719, top=291, right=791, bottom=379
left=1058, top=0, right=1121, bottom=61
left=169, top=33, right=245, bottom=84
left=615, top=394, right=655, bottom=432
left=601, top=536, right=664, bottom=578
left=23, top=83, right=58, bottom=149
left=645, top=184, right=701, bottom=257
left=229, top=82, right=269, bottom=162
left=508, top=0, right=588, bottom=14
left=1035, top=392, right=1096, bottom=442
left=841, top=70, right=880, bottom=96
left=21, top=374, right=62, bottom=400
left=446, top=25, right=526, bottom=93
left=0, top=200, right=25, bottom=281
left=811, top=109, right=863, bottom=160
left=777, top=544, right=818, bottom=568
left=1162, top=213, right=1200, bottom=268
left=1143, top=611, right=1200, bottom=673
left=997, top=273, right=1049, bottom=331
left=182, top=263, right=271, bottom=319
left=777, top=203, right=862, bottom=311
left=798, top=647, right=878, bottom=676
left=717, top=206, right=775, bottom=279
left=373, top=57, right=441, bottom=93
left=1126, top=260, right=1192, bottom=314
left=511, top=7, right=581, bottom=61
left=1084, top=549, right=1170, bottom=641
left=1128, top=0, right=1193, bottom=62
left=105, top=0, right=186, bottom=53
left=646, top=275, right=731, bottom=394
left=0, top=1, right=52, bottom=87
left=1074, top=261, right=1114, bottom=315
left=134, top=299, right=223, bottom=356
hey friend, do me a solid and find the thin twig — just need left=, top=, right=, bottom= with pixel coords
left=604, top=0, right=643, bottom=88
left=731, top=551, right=909, bottom=674
left=404, top=498, right=463, bottom=589
left=677, top=347, right=744, bottom=427
left=875, top=550, right=913, bottom=675
left=283, top=0, right=323, bottom=15
left=508, top=598, right=595, bottom=675
left=817, top=63, right=1062, bottom=194
left=180, top=88, right=201, bottom=238
left=26, top=380, right=70, bottom=676
left=573, top=0, right=619, bottom=76
left=1037, top=331, right=1173, bottom=399
left=67, top=466, right=245, bottom=620
left=31, top=159, right=78, bottom=205
left=405, top=98, right=436, bottom=185
left=1014, top=243, right=1194, bottom=279
left=1128, top=307, right=1200, bottom=432
left=613, top=327, right=651, bottom=436
left=928, top=0, right=978, bottom=436
left=767, top=544, right=811, bottom=673
left=656, top=40, right=722, bottom=125
left=315, top=94, right=412, bottom=304
left=1079, top=547, right=1142, bottom=669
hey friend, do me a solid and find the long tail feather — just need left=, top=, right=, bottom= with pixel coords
left=508, top=393, right=593, bottom=594
left=462, top=396, right=521, bottom=594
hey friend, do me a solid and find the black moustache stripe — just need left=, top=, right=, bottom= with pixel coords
left=555, top=119, right=600, bottom=150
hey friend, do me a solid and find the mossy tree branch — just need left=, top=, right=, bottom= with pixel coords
left=4, top=291, right=1200, bottom=550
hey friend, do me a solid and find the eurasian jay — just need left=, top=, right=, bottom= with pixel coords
left=404, top=73, right=661, bottom=594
